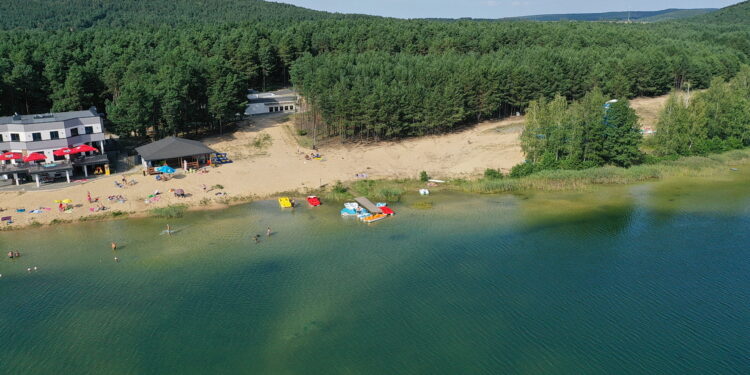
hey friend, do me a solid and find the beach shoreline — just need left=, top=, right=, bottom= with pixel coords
left=2, top=147, right=748, bottom=231
left=2, top=93, right=739, bottom=231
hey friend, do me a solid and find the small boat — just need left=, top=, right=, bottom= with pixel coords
left=357, top=209, right=371, bottom=220
left=278, top=197, right=293, bottom=208
left=344, top=202, right=359, bottom=210
left=307, top=196, right=322, bottom=207
left=380, top=206, right=395, bottom=216
left=362, top=214, right=387, bottom=223
left=341, top=208, right=358, bottom=216
left=419, top=189, right=430, bottom=195
left=428, top=179, right=446, bottom=183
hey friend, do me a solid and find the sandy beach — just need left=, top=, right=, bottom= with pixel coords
left=0, top=95, right=667, bottom=227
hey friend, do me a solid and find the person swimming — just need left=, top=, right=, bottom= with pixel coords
left=114, top=256, right=119, bottom=263
left=7, top=251, right=13, bottom=259
left=266, top=227, right=272, bottom=237
left=166, top=224, right=172, bottom=236
left=111, top=242, right=117, bottom=251
left=254, top=234, right=260, bottom=243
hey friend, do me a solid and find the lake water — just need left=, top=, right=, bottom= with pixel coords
left=1, top=174, right=749, bottom=374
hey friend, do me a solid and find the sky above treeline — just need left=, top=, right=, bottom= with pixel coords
left=274, top=0, right=740, bottom=19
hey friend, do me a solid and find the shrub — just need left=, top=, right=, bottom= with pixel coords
left=419, top=171, right=430, bottom=182
left=212, top=184, right=224, bottom=190
left=332, top=180, right=348, bottom=194
left=376, top=187, right=404, bottom=202
left=251, top=133, right=273, bottom=149
left=509, top=162, right=536, bottom=178
left=149, top=204, right=188, bottom=218
left=483, top=168, right=503, bottom=179
left=297, top=129, right=308, bottom=136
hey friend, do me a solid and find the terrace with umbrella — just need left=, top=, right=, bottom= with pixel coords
left=0, top=143, right=110, bottom=188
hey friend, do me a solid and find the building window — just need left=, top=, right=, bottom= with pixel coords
left=268, top=107, right=273, bottom=113
left=284, top=106, right=289, bottom=111
left=50, top=131, right=60, bottom=140
left=32, top=133, right=42, bottom=141
left=70, top=128, right=79, bottom=137
left=85, top=126, right=94, bottom=134
left=10, top=133, right=20, bottom=142
left=0, top=134, right=3, bottom=142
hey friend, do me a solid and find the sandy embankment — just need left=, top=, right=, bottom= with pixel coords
left=0, top=94, right=668, bottom=227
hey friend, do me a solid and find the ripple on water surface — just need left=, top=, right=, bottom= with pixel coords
left=1, top=181, right=749, bottom=374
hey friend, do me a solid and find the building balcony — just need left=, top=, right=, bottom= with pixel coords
left=0, top=133, right=105, bottom=152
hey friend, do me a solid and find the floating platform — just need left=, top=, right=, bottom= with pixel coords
left=278, top=197, right=293, bottom=208
left=361, top=214, right=387, bottom=223
left=307, top=196, right=322, bottom=207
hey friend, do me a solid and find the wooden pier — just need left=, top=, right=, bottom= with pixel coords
left=355, top=197, right=382, bottom=214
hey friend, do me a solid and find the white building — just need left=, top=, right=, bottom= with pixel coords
left=245, top=89, right=298, bottom=116
left=0, top=107, right=109, bottom=186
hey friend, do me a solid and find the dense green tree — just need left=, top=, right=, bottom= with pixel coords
left=602, top=100, right=643, bottom=167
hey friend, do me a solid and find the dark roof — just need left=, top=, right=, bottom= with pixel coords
left=0, top=107, right=101, bottom=125
left=248, top=96, right=297, bottom=104
left=135, top=136, right=216, bottom=161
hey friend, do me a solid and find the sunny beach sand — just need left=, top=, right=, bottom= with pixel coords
left=0, top=95, right=666, bottom=228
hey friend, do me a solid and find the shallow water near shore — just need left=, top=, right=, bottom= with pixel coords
left=1, top=173, right=749, bottom=374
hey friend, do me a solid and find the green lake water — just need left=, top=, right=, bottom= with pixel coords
left=1, top=174, right=749, bottom=374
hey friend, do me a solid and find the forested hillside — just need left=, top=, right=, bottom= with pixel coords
left=513, top=8, right=715, bottom=22
left=0, top=1, right=747, bottom=141
left=691, top=1, right=750, bottom=24
left=0, top=0, right=335, bottom=30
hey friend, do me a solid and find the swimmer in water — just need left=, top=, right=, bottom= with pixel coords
left=114, top=256, right=119, bottom=263
left=111, top=242, right=117, bottom=251
left=166, top=224, right=172, bottom=236
left=266, top=227, right=272, bottom=237
left=33, top=266, right=37, bottom=271
left=254, top=234, right=260, bottom=243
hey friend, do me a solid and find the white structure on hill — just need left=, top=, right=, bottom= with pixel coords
left=245, top=89, right=298, bottom=116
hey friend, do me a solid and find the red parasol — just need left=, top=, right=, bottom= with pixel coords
left=23, top=152, right=47, bottom=162
left=73, top=144, right=98, bottom=153
left=53, top=147, right=75, bottom=156
left=0, top=152, right=23, bottom=161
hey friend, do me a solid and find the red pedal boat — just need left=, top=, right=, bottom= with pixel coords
left=380, top=206, right=395, bottom=215
left=307, top=196, right=322, bottom=207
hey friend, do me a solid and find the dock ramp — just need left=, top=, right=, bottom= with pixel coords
left=355, top=197, right=382, bottom=214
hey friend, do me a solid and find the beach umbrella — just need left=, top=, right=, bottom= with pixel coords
left=73, top=144, right=98, bottom=153
left=0, top=152, right=22, bottom=161
left=62, top=199, right=72, bottom=204
left=23, top=152, right=47, bottom=162
left=156, top=166, right=175, bottom=174
left=53, top=147, right=75, bottom=156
